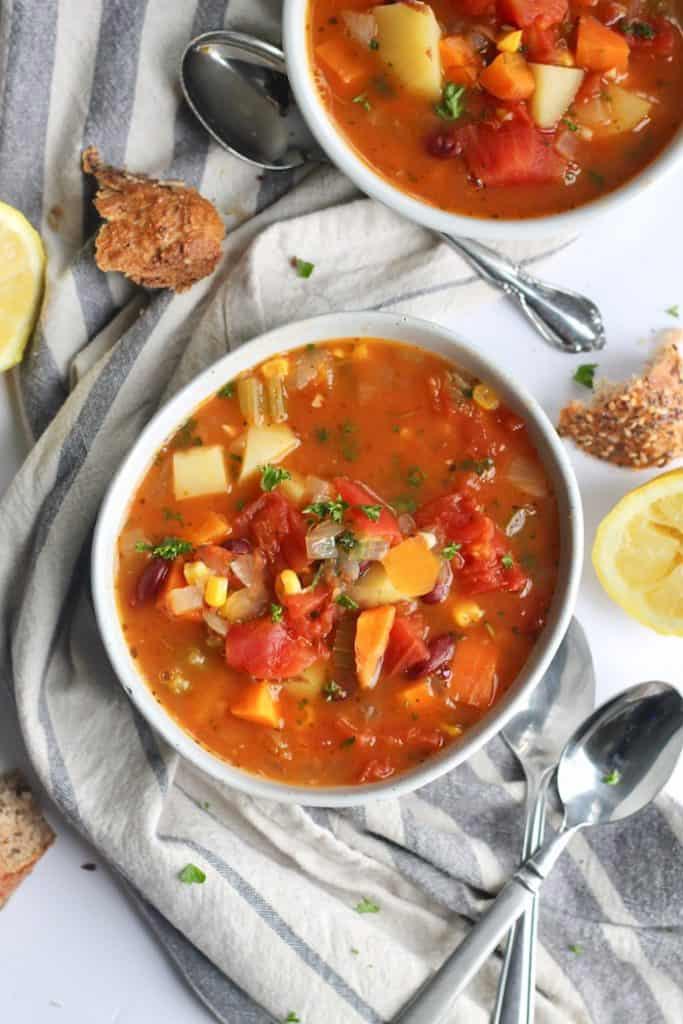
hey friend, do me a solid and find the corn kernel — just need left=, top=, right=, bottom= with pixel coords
left=441, top=722, right=463, bottom=738
left=311, top=393, right=324, bottom=409
left=497, top=29, right=522, bottom=53
left=276, top=569, right=302, bottom=600
left=261, top=356, right=289, bottom=380
left=184, top=561, right=210, bottom=586
left=204, top=575, right=229, bottom=608
left=352, top=343, right=369, bottom=361
left=473, top=384, right=500, bottom=411
left=332, top=347, right=347, bottom=359
left=453, top=601, right=485, bottom=629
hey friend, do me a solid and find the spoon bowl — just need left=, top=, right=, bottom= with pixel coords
left=180, top=31, right=323, bottom=170
left=558, top=680, right=683, bottom=828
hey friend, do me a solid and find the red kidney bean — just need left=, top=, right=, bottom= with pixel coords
left=425, top=131, right=461, bottom=158
left=406, top=633, right=456, bottom=679
left=422, top=559, right=453, bottom=604
left=222, top=538, right=252, bottom=554
left=131, top=557, right=169, bottom=606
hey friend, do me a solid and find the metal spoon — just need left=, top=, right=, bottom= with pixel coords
left=180, top=31, right=606, bottom=354
left=494, top=618, right=595, bottom=1024
left=395, top=680, right=683, bottom=1024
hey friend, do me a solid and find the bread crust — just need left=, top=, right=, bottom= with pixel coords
left=0, top=774, right=55, bottom=909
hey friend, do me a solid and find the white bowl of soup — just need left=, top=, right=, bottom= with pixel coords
left=283, top=0, right=683, bottom=238
left=92, top=311, right=582, bottom=805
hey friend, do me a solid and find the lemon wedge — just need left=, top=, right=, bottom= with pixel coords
left=593, top=469, right=683, bottom=635
left=0, top=201, right=45, bottom=371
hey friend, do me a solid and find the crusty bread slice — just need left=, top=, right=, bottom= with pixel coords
left=0, top=774, right=55, bottom=908
left=558, top=331, right=683, bottom=468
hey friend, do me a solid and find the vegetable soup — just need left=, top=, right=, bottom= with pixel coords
left=308, top=0, right=683, bottom=220
left=116, top=339, right=559, bottom=787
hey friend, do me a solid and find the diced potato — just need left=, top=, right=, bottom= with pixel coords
left=372, top=3, right=443, bottom=101
left=173, top=446, right=229, bottom=501
left=279, top=469, right=307, bottom=505
left=283, top=660, right=328, bottom=701
left=238, top=424, right=300, bottom=482
left=529, top=64, right=585, bottom=129
left=348, top=563, right=409, bottom=608
left=606, top=84, right=651, bottom=133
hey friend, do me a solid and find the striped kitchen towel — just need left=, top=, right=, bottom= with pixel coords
left=1, top=2, right=682, bottom=1023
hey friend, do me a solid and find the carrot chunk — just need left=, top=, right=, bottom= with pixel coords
left=355, top=605, right=396, bottom=689
left=185, top=511, right=231, bottom=546
left=576, top=16, right=630, bottom=72
left=315, top=37, right=372, bottom=97
left=480, top=53, right=536, bottom=101
left=398, top=680, right=435, bottom=708
left=449, top=637, right=498, bottom=709
left=231, top=682, right=281, bottom=729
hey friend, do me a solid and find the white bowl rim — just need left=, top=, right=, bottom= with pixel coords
left=91, top=310, right=583, bottom=807
left=282, top=0, right=683, bottom=242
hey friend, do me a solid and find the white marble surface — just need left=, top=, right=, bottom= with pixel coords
left=1, top=170, right=682, bottom=1023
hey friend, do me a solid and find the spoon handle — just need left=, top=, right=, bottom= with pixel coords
left=491, top=772, right=551, bottom=1024
left=439, top=235, right=606, bottom=354
left=394, top=826, right=576, bottom=1024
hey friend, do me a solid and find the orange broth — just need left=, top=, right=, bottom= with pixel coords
left=116, top=339, right=559, bottom=787
left=308, top=0, right=683, bottom=220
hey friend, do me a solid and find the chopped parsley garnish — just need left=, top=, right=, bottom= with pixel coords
left=602, top=768, right=621, bottom=785
left=340, top=736, right=356, bottom=748
left=260, top=464, right=292, bottom=492
left=323, top=679, right=348, bottom=702
left=442, top=543, right=462, bottom=560
left=393, top=495, right=417, bottom=515
left=458, top=457, right=494, bottom=476
left=588, top=169, right=605, bottom=188
left=352, top=93, right=372, bottom=112
left=666, top=304, right=680, bottom=318
left=294, top=257, right=315, bottom=279
left=501, top=554, right=514, bottom=570
left=162, top=507, right=184, bottom=524
left=619, top=18, right=656, bottom=38
left=271, top=603, right=284, bottom=624
left=354, top=896, right=380, bottom=914
left=173, top=418, right=202, bottom=448
left=284, top=1014, right=301, bottom=1023
left=435, top=82, right=466, bottom=121
left=406, top=466, right=425, bottom=488
left=568, top=944, right=583, bottom=956
left=315, top=427, right=330, bottom=443
left=309, top=562, right=326, bottom=589
left=369, top=38, right=379, bottom=50
left=573, top=363, right=598, bottom=389
left=563, top=117, right=578, bottom=132
left=230, top=453, right=242, bottom=463
left=350, top=947, right=359, bottom=956
left=217, top=381, right=235, bottom=398
left=303, top=496, right=349, bottom=523
left=136, top=537, right=193, bottom=560
left=178, top=863, right=206, bottom=885
left=336, top=530, right=357, bottom=552
left=336, top=593, right=359, bottom=610
left=360, top=504, right=382, bottom=522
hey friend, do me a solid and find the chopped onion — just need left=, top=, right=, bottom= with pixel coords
left=306, top=520, right=343, bottom=560
left=506, top=505, right=536, bottom=537
left=398, top=513, right=416, bottom=536
left=203, top=610, right=228, bottom=636
left=232, top=553, right=260, bottom=587
left=289, top=349, right=330, bottom=390
left=341, top=10, right=376, bottom=47
left=305, top=475, right=333, bottom=502
left=354, top=536, right=390, bottom=562
left=237, top=376, right=265, bottom=426
left=332, top=616, right=357, bottom=687
left=220, top=584, right=267, bottom=623
left=168, top=585, right=204, bottom=616
left=505, top=456, right=549, bottom=499
left=337, top=550, right=361, bottom=583
left=422, top=560, right=453, bottom=605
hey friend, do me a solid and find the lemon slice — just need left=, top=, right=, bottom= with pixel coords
left=0, top=201, right=45, bottom=372
left=593, top=469, right=683, bottom=635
